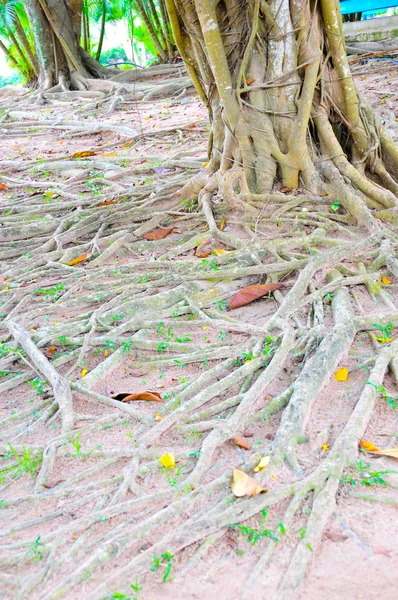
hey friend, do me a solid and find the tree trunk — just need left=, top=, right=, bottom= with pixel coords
left=0, top=38, right=20, bottom=70
left=5, top=24, right=32, bottom=77
left=26, top=0, right=119, bottom=90
left=159, top=0, right=174, bottom=59
left=13, top=14, right=39, bottom=76
left=166, top=0, right=398, bottom=223
left=135, top=0, right=167, bottom=62
left=95, top=0, right=106, bottom=61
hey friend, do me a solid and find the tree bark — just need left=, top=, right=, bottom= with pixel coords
left=135, top=0, right=167, bottom=62
left=165, top=0, right=398, bottom=221
left=95, top=0, right=106, bottom=61
left=0, top=38, right=20, bottom=70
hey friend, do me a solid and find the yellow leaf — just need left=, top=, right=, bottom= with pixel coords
left=72, top=151, right=96, bottom=159
left=160, top=453, right=175, bottom=469
left=29, top=328, right=36, bottom=332
left=334, top=367, right=348, bottom=381
left=381, top=276, right=392, bottom=285
left=370, top=333, right=394, bottom=344
left=220, top=219, right=227, bottom=231
left=212, top=249, right=227, bottom=256
left=231, top=467, right=266, bottom=497
left=359, top=439, right=379, bottom=452
left=253, top=456, right=270, bottom=472
left=54, top=322, right=60, bottom=325
left=66, top=251, right=91, bottom=266
left=322, top=444, right=329, bottom=451
left=104, top=349, right=109, bottom=357
left=81, top=369, right=88, bottom=378
left=203, top=326, right=209, bottom=330
left=202, top=161, right=209, bottom=168
left=155, top=412, right=163, bottom=422
left=102, top=152, right=118, bottom=157
left=370, top=447, right=398, bottom=459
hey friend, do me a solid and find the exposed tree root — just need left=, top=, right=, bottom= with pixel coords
left=0, top=72, right=398, bottom=600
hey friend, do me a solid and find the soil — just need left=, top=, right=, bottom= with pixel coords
left=0, top=63, right=398, bottom=600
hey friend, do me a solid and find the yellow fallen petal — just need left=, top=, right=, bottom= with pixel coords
left=54, top=322, right=60, bottom=325
left=322, top=444, right=329, bottom=451
left=160, top=453, right=175, bottom=469
left=253, top=456, right=271, bottom=472
left=334, top=367, right=348, bottom=381
left=81, top=369, right=89, bottom=378
left=155, top=412, right=163, bottom=422
left=381, top=276, right=392, bottom=285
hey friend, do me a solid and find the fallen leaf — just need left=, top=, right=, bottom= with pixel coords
left=231, top=468, right=266, bottom=497
left=195, top=238, right=212, bottom=258
left=111, top=391, right=163, bottom=403
left=72, top=150, right=96, bottom=158
left=155, top=412, right=163, bottom=422
left=359, top=440, right=380, bottom=452
left=43, top=479, right=64, bottom=489
left=253, top=456, right=271, bottom=472
left=325, top=531, right=348, bottom=543
left=212, top=248, right=227, bottom=256
left=225, top=535, right=238, bottom=550
left=381, top=276, right=392, bottom=285
left=47, top=346, right=57, bottom=355
left=102, top=152, right=118, bottom=157
left=233, top=435, right=251, bottom=450
left=104, top=349, right=109, bottom=357
left=368, top=446, right=398, bottom=459
left=220, top=219, right=227, bottom=231
left=322, top=444, right=329, bottom=451
left=228, top=283, right=285, bottom=310
left=0, top=182, right=8, bottom=191
left=66, top=252, right=91, bottom=266
left=160, top=453, right=175, bottom=469
left=246, top=77, right=255, bottom=85
left=0, top=276, right=6, bottom=281
left=97, top=200, right=118, bottom=207
left=334, top=367, right=348, bottom=381
left=280, top=186, right=292, bottom=194
left=143, top=227, right=174, bottom=241
left=370, top=333, right=395, bottom=344
left=373, top=546, right=391, bottom=556
left=81, top=369, right=89, bottom=378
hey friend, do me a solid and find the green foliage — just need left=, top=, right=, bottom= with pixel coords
left=150, top=552, right=174, bottom=582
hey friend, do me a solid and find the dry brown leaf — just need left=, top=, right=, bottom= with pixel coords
left=66, top=251, right=91, bottom=266
left=195, top=238, right=212, bottom=258
left=0, top=182, right=8, bottom=191
left=325, top=531, right=348, bottom=543
left=111, top=391, right=163, bottom=403
left=359, top=439, right=379, bottom=452
left=231, top=467, right=266, bottom=497
left=43, top=479, right=64, bottom=489
left=97, top=200, right=118, bottom=207
left=369, top=446, right=398, bottom=459
left=280, top=185, right=292, bottom=194
left=143, top=227, right=174, bottom=241
left=72, top=150, right=96, bottom=158
left=228, top=283, right=285, bottom=310
left=232, top=435, right=251, bottom=450
left=246, top=77, right=255, bottom=85
left=373, top=546, right=391, bottom=556
left=47, top=346, right=57, bottom=355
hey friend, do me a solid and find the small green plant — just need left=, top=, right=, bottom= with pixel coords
left=1, top=443, right=42, bottom=480
left=28, top=377, right=47, bottom=397
left=69, top=433, right=101, bottom=458
left=229, top=509, right=279, bottom=546
left=122, top=338, right=133, bottom=354
left=218, top=330, right=228, bottom=341
left=214, top=300, right=229, bottom=311
left=160, top=464, right=183, bottom=488
left=103, top=340, right=115, bottom=354
left=35, top=283, right=65, bottom=301
left=157, top=341, right=169, bottom=354
left=104, top=578, right=142, bottom=600
left=150, top=552, right=174, bottom=582
left=372, top=322, right=394, bottom=342
left=26, top=536, right=46, bottom=561
left=181, top=198, right=196, bottom=213
left=330, top=200, right=340, bottom=212
left=365, top=381, right=398, bottom=408
left=175, top=334, right=191, bottom=343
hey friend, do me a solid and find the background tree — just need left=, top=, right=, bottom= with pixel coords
left=167, top=0, right=398, bottom=225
